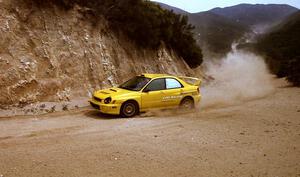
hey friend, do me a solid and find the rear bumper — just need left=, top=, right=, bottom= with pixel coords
left=89, top=99, right=121, bottom=115
left=193, top=94, right=201, bottom=105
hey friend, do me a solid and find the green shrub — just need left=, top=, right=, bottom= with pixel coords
left=286, top=57, right=300, bottom=86
left=256, top=11, right=300, bottom=86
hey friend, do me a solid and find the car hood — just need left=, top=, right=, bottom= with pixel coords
left=93, top=87, right=137, bottom=99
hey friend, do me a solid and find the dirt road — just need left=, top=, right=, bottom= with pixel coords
left=0, top=81, right=300, bottom=177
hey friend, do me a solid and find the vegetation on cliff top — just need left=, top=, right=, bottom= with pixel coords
left=28, top=0, right=203, bottom=68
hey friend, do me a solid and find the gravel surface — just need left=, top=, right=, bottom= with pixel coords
left=0, top=80, right=299, bottom=177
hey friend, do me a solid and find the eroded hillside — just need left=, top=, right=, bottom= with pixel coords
left=0, top=0, right=198, bottom=108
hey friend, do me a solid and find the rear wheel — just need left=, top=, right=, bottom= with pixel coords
left=121, top=101, right=138, bottom=118
left=180, top=97, right=194, bottom=110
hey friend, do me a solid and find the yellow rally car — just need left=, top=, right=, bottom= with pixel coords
left=89, top=74, right=201, bottom=117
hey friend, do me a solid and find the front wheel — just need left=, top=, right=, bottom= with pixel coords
left=120, top=101, right=138, bottom=118
left=180, top=97, right=194, bottom=110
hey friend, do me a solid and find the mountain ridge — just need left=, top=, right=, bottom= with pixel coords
left=155, top=2, right=298, bottom=56
left=209, top=3, right=298, bottom=28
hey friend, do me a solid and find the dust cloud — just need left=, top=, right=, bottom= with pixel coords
left=200, top=48, right=275, bottom=109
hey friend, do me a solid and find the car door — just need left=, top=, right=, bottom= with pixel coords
left=161, top=78, right=184, bottom=107
left=141, top=78, right=166, bottom=109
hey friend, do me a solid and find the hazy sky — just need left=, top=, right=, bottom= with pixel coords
left=151, top=0, right=300, bottom=12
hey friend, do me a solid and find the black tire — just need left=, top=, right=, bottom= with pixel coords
left=180, top=97, right=194, bottom=110
left=120, top=101, right=138, bottom=118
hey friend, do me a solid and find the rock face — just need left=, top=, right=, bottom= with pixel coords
left=0, top=0, right=197, bottom=108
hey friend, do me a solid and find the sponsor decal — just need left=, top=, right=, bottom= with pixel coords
left=162, top=95, right=183, bottom=102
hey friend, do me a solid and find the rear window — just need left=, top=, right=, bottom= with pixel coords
left=166, top=78, right=182, bottom=89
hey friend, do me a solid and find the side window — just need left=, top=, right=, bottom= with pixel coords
left=166, top=78, right=182, bottom=89
left=144, top=79, right=166, bottom=91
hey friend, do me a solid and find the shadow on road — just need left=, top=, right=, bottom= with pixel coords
left=83, top=108, right=199, bottom=120
left=84, top=110, right=122, bottom=119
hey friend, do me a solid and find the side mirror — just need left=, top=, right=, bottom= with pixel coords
left=143, top=88, right=150, bottom=93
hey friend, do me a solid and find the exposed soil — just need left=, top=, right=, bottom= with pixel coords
left=0, top=0, right=199, bottom=108
left=0, top=79, right=299, bottom=177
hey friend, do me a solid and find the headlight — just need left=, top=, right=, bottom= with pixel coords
left=104, top=97, right=112, bottom=104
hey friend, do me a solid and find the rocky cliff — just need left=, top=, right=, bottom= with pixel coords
left=0, top=0, right=199, bottom=109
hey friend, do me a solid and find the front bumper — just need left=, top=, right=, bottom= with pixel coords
left=89, top=99, right=121, bottom=115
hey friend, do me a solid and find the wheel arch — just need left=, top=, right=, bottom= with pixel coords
left=180, top=96, right=194, bottom=104
left=120, top=99, right=140, bottom=114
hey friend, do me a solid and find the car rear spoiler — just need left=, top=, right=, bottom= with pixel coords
left=178, top=76, right=201, bottom=86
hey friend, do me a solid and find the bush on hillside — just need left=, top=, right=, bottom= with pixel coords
left=256, top=11, right=300, bottom=86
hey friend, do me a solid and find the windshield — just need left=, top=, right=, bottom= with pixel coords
left=119, top=76, right=151, bottom=91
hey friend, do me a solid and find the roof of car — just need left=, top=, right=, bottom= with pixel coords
left=141, top=73, right=174, bottom=79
